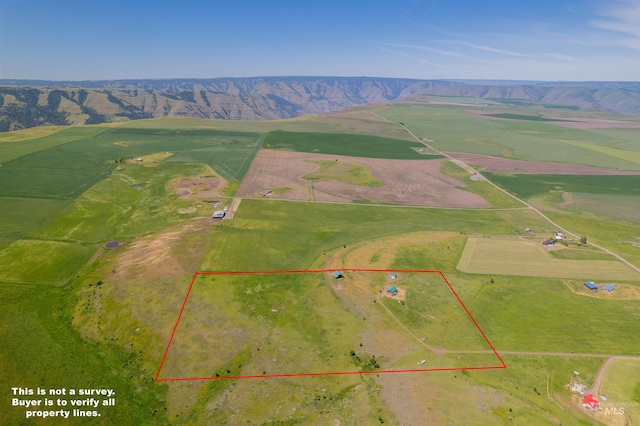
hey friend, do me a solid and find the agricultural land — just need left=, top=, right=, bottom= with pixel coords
left=2, top=96, right=640, bottom=425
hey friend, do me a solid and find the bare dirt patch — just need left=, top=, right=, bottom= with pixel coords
left=113, top=141, right=130, bottom=147
left=238, top=150, right=490, bottom=207
left=111, top=220, right=211, bottom=282
left=445, top=152, right=640, bottom=175
left=173, top=177, right=225, bottom=199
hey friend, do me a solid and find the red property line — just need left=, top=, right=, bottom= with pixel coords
left=155, top=269, right=505, bottom=382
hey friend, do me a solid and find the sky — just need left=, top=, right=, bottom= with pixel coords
left=0, top=0, right=638, bottom=81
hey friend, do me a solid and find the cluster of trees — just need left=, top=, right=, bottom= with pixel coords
left=0, top=87, right=69, bottom=131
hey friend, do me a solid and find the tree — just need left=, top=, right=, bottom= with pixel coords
left=580, top=236, right=587, bottom=245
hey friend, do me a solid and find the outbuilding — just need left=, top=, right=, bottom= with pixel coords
left=333, top=271, right=344, bottom=279
left=582, top=394, right=601, bottom=411
left=212, top=210, right=226, bottom=219
left=386, top=286, right=397, bottom=296
left=583, top=281, right=598, bottom=291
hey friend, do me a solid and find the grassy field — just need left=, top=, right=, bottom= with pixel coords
left=3, top=107, right=640, bottom=425
left=486, top=173, right=640, bottom=199
left=439, top=160, right=525, bottom=208
left=304, top=159, right=383, bottom=187
left=378, top=104, right=640, bottom=170
left=263, top=130, right=431, bottom=159
left=457, top=237, right=640, bottom=281
left=485, top=113, right=572, bottom=122
left=32, top=162, right=211, bottom=243
left=598, top=359, right=640, bottom=423
left=559, top=192, right=640, bottom=223
left=468, top=275, right=640, bottom=354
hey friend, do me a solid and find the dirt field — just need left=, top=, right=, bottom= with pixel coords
left=462, top=110, right=640, bottom=129
left=446, top=152, right=640, bottom=175
left=238, top=150, right=490, bottom=208
left=173, top=177, right=225, bottom=198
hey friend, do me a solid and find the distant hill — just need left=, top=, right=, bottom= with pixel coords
left=1, top=77, right=639, bottom=131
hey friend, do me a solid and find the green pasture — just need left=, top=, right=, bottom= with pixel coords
left=599, top=358, right=640, bottom=410
left=0, top=284, right=168, bottom=426
left=0, top=240, right=96, bottom=286
left=0, top=197, right=69, bottom=240
left=558, top=192, right=640, bottom=223
left=95, top=126, right=263, bottom=181
left=263, top=130, right=429, bottom=159
left=304, top=159, right=383, bottom=187
left=468, top=275, right=640, bottom=354
left=587, top=128, right=640, bottom=152
left=439, top=161, right=525, bottom=208
left=0, top=126, right=110, bottom=163
left=486, top=173, right=640, bottom=199
left=378, top=273, right=494, bottom=351
left=33, top=162, right=208, bottom=243
left=200, top=200, right=519, bottom=272
left=485, top=113, right=571, bottom=122
left=378, top=104, right=640, bottom=170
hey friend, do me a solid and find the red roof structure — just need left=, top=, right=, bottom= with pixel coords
left=582, top=394, right=600, bottom=410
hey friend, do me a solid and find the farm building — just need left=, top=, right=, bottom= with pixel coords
left=389, top=272, right=398, bottom=279
left=386, top=286, right=397, bottom=296
left=583, top=281, right=598, bottom=291
left=582, top=394, right=601, bottom=411
left=604, top=284, right=615, bottom=292
left=333, top=271, right=344, bottom=279
left=212, top=210, right=226, bottom=219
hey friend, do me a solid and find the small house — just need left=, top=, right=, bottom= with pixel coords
left=582, top=394, right=601, bottom=411
left=333, top=271, right=344, bottom=279
left=386, top=286, right=397, bottom=296
left=583, top=282, right=598, bottom=291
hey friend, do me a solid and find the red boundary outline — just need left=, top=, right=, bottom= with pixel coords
left=155, top=269, right=506, bottom=382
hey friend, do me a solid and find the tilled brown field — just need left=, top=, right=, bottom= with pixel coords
left=237, top=150, right=490, bottom=207
left=446, top=152, right=640, bottom=175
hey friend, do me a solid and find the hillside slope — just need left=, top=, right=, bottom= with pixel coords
left=1, top=77, right=639, bottom=131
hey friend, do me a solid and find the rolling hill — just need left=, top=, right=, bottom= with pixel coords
left=1, top=77, right=639, bottom=131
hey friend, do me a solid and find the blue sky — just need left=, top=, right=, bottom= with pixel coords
left=1, top=0, right=638, bottom=81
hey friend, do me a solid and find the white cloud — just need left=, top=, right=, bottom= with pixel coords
left=445, top=41, right=528, bottom=57
left=591, top=0, right=640, bottom=50
left=376, top=46, right=446, bottom=68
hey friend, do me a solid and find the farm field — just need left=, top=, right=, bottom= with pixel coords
left=457, top=237, right=640, bottom=281
left=263, top=130, right=431, bottom=159
left=446, top=152, right=640, bottom=175
left=378, top=103, right=640, bottom=170
left=237, top=150, right=490, bottom=207
left=559, top=192, right=640, bottom=224
left=2, top=100, right=640, bottom=425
